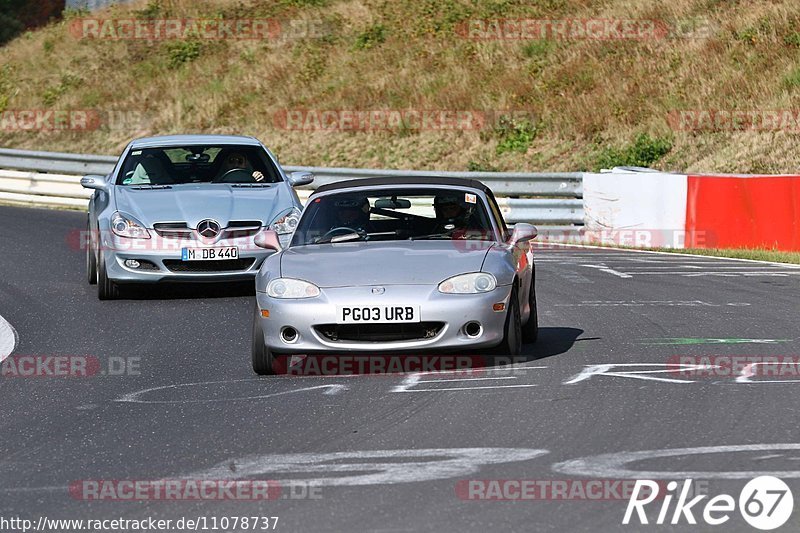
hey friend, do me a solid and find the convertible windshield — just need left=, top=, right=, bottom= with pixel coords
left=116, top=145, right=282, bottom=185
left=291, top=188, right=496, bottom=246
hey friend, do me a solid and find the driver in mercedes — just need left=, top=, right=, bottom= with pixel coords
left=217, top=152, right=265, bottom=182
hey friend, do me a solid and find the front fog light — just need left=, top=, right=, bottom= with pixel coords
left=124, top=259, right=141, bottom=269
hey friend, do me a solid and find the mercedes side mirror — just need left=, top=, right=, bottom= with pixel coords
left=80, top=175, right=109, bottom=192
left=288, top=171, right=314, bottom=187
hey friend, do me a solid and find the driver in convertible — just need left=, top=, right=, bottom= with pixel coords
left=433, top=194, right=475, bottom=234
left=332, top=197, right=370, bottom=231
left=217, top=152, right=265, bottom=182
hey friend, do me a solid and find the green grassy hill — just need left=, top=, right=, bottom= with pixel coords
left=2, top=0, right=800, bottom=173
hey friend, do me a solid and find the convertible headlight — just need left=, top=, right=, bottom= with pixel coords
left=438, top=273, right=497, bottom=294
left=266, top=278, right=320, bottom=299
left=110, top=212, right=150, bottom=239
left=270, top=208, right=301, bottom=246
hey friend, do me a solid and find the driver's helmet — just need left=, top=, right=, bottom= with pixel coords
left=333, top=197, right=370, bottom=227
left=434, top=193, right=469, bottom=224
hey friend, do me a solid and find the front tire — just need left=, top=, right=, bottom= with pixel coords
left=494, top=286, right=522, bottom=356
left=252, top=308, right=276, bottom=375
left=97, top=251, right=119, bottom=300
left=86, top=222, right=97, bottom=285
left=522, top=282, right=538, bottom=343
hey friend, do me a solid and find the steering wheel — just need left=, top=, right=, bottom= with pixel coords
left=321, top=227, right=366, bottom=241
left=212, top=168, right=252, bottom=183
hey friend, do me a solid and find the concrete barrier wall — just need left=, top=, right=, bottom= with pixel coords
left=584, top=170, right=800, bottom=251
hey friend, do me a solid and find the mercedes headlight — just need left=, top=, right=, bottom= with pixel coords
left=110, top=212, right=150, bottom=239
left=438, top=273, right=497, bottom=294
left=270, top=208, right=301, bottom=247
left=266, top=278, right=320, bottom=299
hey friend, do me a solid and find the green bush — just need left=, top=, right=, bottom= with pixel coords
left=134, top=0, right=162, bottom=19
left=0, top=65, right=14, bottom=113
left=495, top=116, right=538, bottom=155
left=467, top=158, right=500, bottom=172
left=595, top=133, right=673, bottom=169
left=42, top=73, right=82, bottom=106
left=784, top=66, right=800, bottom=88
left=784, top=32, right=800, bottom=47
left=353, top=24, right=387, bottom=50
left=734, top=27, right=757, bottom=44
left=166, top=40, right=203, bottom=68
left=521, top=40, right=554, bottom=59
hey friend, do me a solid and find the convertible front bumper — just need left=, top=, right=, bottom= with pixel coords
left=254, top=284, right=513, bottom=353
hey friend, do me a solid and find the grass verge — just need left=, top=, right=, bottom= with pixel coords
left=643, top=247, right=800, bottom=265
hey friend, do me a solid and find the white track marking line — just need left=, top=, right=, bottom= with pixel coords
left=417, top=376, right=518, bottom=383
left=116, top=380, right=348, bottom=404
left=0, top=313, right=18, bottom=362
left=392, top=365, right=548, bottom=393
left=624, top=271, right=799, bottom=276
left=548, top=243, right=800, bottom=268
left=397, top=384, right=538, bottom=392
left=552, top=444, right=800, bottom=480
left=581, top=264, right=633, bottom=278
left=614, top=265, right=788, bottom=269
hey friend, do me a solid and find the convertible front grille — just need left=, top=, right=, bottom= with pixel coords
left=315, top=322, right=445, bottom=343
left=163, top=258, right=256, bottom=272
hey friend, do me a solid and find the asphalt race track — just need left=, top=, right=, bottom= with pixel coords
left=2, top=205, right=800, bottom=532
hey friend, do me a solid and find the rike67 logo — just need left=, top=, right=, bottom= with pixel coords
left=624, top=476, right=794, bottom=530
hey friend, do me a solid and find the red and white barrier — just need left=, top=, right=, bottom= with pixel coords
left=686, top=174, right=800, bottom=250
left=583, top=169, right=800, bottom=251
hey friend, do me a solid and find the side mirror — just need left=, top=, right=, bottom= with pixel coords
left=288, top=171, right=314, bottom=187
left=80, top=175, right=109, bottom=191
left=508, top=223, right=538, bottom=246
left=254, top=229, right=282, bottom=251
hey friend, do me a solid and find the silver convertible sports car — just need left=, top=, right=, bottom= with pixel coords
left=80, top=135, right=313, bottom=299
left=251, top=177, right=538, bottom=374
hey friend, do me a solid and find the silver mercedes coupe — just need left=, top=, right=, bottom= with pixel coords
left=250, top=177, right=538, bottom=374
left=80, top=134, right=313, bottom=299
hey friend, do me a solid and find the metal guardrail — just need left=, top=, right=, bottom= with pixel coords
left=0, top=148, right=585, bottom=225
left=0, top=148, right=118, bottom=176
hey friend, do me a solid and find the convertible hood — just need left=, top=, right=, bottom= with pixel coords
left=280, top=241, right=495, bottom=287
left=114, top=184, right=294, bottom=227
